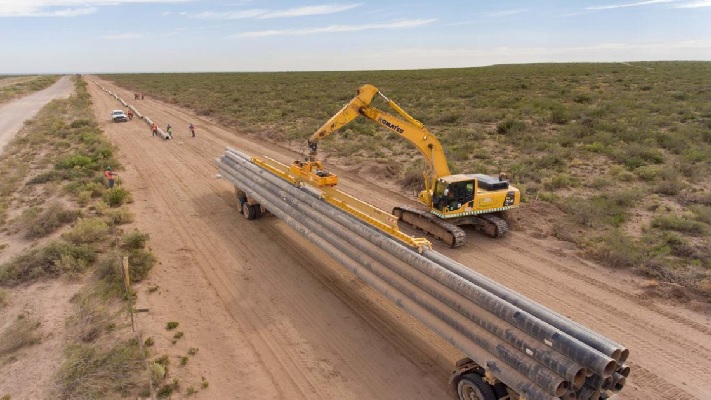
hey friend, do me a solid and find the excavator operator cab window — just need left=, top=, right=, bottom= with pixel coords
left=445, top=181, right=475, bottom=211
left=433, top=180, right=449, bottom=211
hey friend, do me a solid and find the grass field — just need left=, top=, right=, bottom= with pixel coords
left=102, top=62, right=711, bottom=300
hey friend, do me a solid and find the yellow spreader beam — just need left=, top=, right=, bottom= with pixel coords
left=252, top=156, right=432, bottom=253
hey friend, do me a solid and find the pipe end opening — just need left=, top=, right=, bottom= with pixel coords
left=603, top=360, right=617, bottom=377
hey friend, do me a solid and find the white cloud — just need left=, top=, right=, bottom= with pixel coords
left=675, top=0, right=711, bottom=7
left=193, top=9, right=267, bottom=19
left=231, top=19, right=436, bottom=38
left=485, top=9, right=525, bottom=17
left=193, top=4, right=361, bottom=20
left=259, top=4, right=361, bottom=18
left=586, top=0, right=677, bottom=10
left=101, top=33, right=144, bottom=40
left=0, top=0, right=190, bottom=17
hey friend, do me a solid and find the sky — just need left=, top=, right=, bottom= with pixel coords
left=0, top=0, right=710, bottom=73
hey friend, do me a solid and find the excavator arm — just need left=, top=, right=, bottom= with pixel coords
left=306, top=84, right=451, bottom=197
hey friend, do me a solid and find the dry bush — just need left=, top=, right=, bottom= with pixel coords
left=0, top=240, right=95, bottom=285
left=22, top=204, right=80, bottom=239
left=101, top=206, right=134, bottom=226
left=0, top=315, right=42, bottom=356
left=67, top=290, right=112, bottom=343
left=55, top=341, right=144, bottom=399
left=584, top=231, right=641, bottom=269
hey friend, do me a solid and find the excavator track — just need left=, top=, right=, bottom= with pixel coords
left=478, top=214, right=509, bottom=238
left=393, top=205, right=466, bottom=248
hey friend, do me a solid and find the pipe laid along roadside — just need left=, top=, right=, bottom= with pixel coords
left=216, top=148, right=630, bottom=400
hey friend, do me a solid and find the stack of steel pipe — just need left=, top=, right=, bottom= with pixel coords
left=216, top=148, right=629, bottom=400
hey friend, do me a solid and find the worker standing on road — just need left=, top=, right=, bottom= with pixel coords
left=166, top=124, right=173, bottom=139
left=189, top=123, right=195, bottom=138
left=104, top=166, right=115, bottom=188
left=127, top=109, right=133, bottom=120
left=151, top=122, right=157, bottom=137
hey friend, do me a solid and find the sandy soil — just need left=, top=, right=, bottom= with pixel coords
left=0, top=280, right=84, bottom=399
left=86, top=76, right=711, bottom=400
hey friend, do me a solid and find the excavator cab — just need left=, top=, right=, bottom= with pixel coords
left=432, top=178, right=476, bottom=213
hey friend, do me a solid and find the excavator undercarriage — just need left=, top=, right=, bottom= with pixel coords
left=393, top=206, right=509, bottom=248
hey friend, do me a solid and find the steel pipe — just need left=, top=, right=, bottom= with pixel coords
left=222, top=149, right=616, bottom=378
left=221, top=157, right=585, bottom=389
left=219, top=158, right=573, bottom=396
left=217, top=160, right=558, bottom=400
left=423, top=250, right=628, bottom=363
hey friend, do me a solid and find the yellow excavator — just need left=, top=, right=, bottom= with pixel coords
left=293, top=84, right=520, bottom=247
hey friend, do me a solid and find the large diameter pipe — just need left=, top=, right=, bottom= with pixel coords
left=220, top=157, right=585, bottom=390
left=219, top=158, right=572, bottom=396
left=610, top=372, right=626, bottom=392
left=217, top=161, right=558, bottom=400
left=423, top=250, right=628, bottom=363
left=222, top=148, right=616, bottom=378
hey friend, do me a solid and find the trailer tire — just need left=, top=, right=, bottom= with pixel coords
left=456, top=374, right=496, bottom=400
left=242, top=202, right=256, bottom=220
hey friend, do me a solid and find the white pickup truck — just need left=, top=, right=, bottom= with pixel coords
left=111, top=110, right=128, bottom=122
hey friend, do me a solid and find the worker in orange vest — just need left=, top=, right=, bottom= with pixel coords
left=104, top=166, right=115, bottom=188
left=151, top=122, right=157, bottom=137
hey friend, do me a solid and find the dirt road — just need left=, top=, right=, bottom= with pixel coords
left=0, top=76, right=73, bottom=155
left=87, top=76, right=711, bottom=400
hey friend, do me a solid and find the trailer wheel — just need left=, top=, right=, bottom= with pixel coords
left=456, top=374, right=496, bottom=400
left=242, top=202, right=256, bottom=220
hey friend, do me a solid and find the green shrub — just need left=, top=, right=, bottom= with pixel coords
left=102, top=207, right=134, bottom=226
left=653, top=180, right=686, bottom=196
left=166, top=322, right=179, bottom=330
left=62, top=218, right=109, bottom=244
left=0, top=240, right=95, bottom=285
left=103, top=187, right=131, bottom=207
left=549, top=105, right=571, bottom=124
left=585, top=230, right=642, bottom=268
left=128, top=249, right=155, bottom=282
left=28, top=171, right=57, bottom=184
left=69, top=119, right=92, bottom=129
left=652, top=215, right=709, bottom=236
left=56, top=154, right=95, bottom=170
left=496, top=119, right=526, bottom=135
left=121, top=231, right=149, bottom=251
left=690, top=205, right=711, bottom=225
